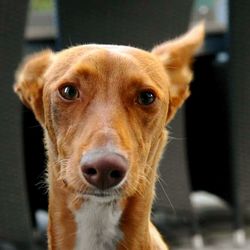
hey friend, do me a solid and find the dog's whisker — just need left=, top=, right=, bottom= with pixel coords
left=157, top=177, right=176, bottom=215
left=168, top=135, right=186, bottom=141
left=35, top=180, right=49, bottom=194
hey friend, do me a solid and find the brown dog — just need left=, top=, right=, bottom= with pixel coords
left=14, top=23, right=204, bottom=250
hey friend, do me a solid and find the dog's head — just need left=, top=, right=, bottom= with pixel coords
left=14, top=24, right=204, bottom=205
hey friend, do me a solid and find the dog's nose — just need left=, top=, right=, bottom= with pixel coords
left=81, top=152, right=128, bottom=190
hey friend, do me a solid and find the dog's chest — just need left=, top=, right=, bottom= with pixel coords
left=74, top=199, right=123, bottom=250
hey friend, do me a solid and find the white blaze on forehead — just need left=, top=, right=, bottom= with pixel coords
left=74, top=198, right=123, bottom=250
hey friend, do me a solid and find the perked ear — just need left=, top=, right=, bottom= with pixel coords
left=152, top=22, right=205, bottom=122
left=14, top=49, right=53, bottom=125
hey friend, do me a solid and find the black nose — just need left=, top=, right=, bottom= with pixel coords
left=81, top=152, right=128, bottom=190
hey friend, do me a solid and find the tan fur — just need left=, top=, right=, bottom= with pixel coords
left=14, top=23, right=204, bottom=250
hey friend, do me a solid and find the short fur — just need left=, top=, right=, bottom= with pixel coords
left=14, top=23, right=204, bottom=250
left=75, top=197, right=122, bottom=250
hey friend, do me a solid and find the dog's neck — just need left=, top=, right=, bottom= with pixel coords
left=75, top=198, right=122, bottom=250
left=48, top=180, right=154, bottom=250
left=75, top=197, right=154, bottom=250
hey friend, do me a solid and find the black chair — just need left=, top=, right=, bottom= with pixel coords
left=228, top=0, right=250, bottom=246
left=0, top=0, right=33, bottom=249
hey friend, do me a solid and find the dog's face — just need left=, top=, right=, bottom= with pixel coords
left=14, top=24, right=204, bottom=206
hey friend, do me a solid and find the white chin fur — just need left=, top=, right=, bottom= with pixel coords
left=74, top=198, right=123, bottom=250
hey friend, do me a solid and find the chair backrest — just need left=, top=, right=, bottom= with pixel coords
left=0, top=0, right=33, bottom=249
left=228, top=0, right=250, bottom=231
left=56, top=0, right=193, bottom=49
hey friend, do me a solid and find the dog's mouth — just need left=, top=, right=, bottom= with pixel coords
left=82, top=186, right=123, bottom=196
left=62, top=176, right=126, bottom=202
left=79, top=188, right=123, bottom=202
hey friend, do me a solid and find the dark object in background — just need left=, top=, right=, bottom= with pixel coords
left=228, top=0, right=250, bottom=243
left=56, top=0, right=193, bottom=50
left=0, top=0, right=33, bottom=249
left=186, top=53, right=232, bottom=203
left=23, top=106, right=47, bottom=212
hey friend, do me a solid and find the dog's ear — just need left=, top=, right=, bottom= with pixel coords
left=152, top=22, right=205, bottom=122
left=14, top=49, right=53, bottom=125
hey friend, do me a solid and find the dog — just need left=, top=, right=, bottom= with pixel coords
left=14, top=23, right=204, bottom=250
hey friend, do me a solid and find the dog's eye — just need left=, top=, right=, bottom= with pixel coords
left=59, top=85, right=79, bottom=100
left=137, top=91, right=155, bottom=105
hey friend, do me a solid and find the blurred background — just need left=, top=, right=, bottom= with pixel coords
left=1, top=0, right=250, bottom=249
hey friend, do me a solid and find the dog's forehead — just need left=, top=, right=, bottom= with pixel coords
left=45, top=45, right=168, bottom=87
left=71, top=45, right=146, bottom=76
left=55, top=44, right=157, bottom=66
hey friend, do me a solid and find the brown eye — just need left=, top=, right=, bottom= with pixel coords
left=137, top=91, right=155, bottom=105
left=59, top=85, right=79, bottom=100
